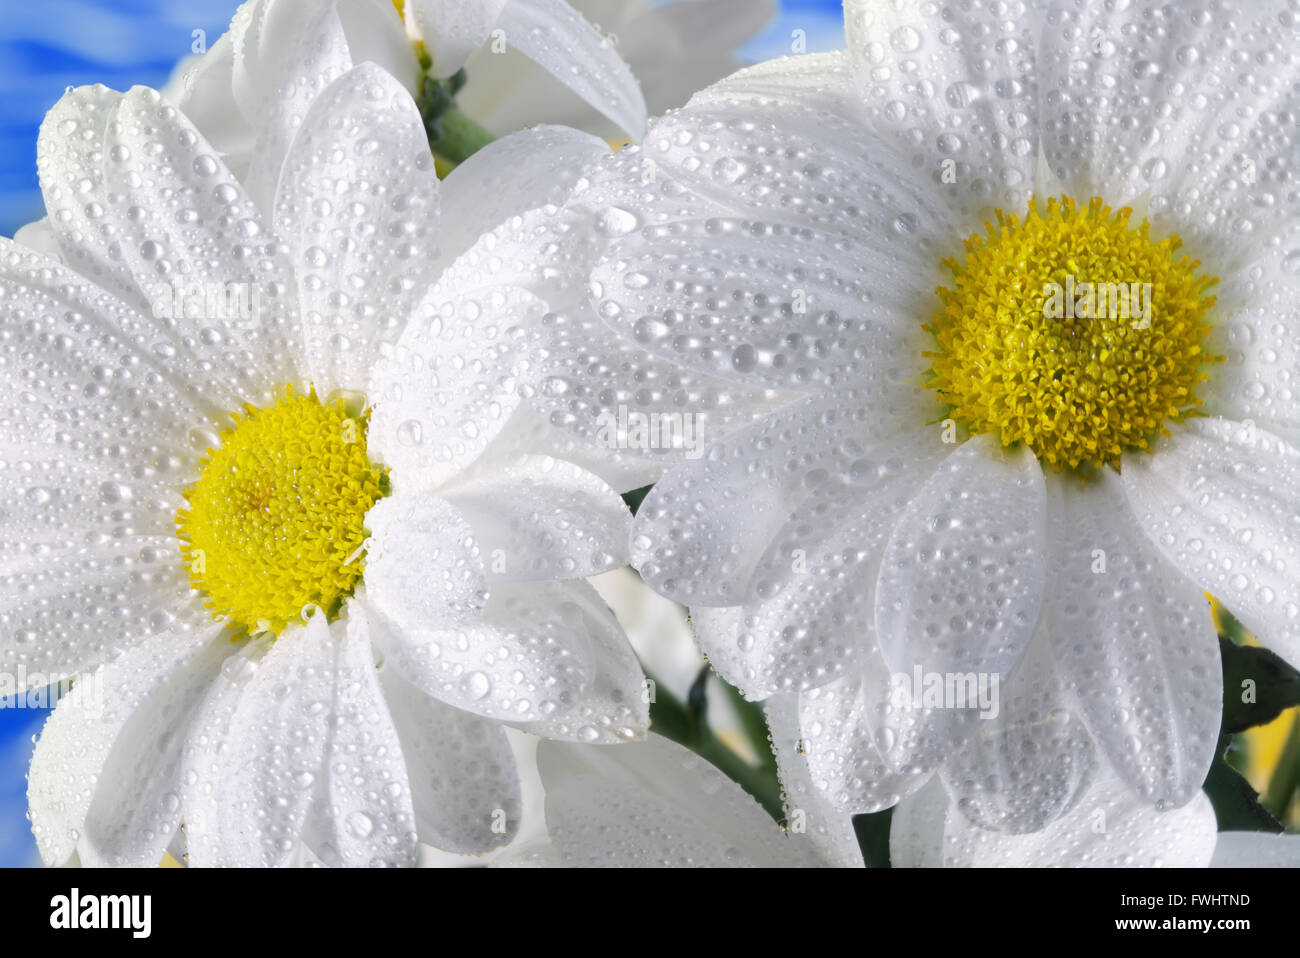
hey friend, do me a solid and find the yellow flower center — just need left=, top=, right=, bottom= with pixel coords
left=176, top=387, right=387, bottom=635
left=925, top=195, right=1220, bottom=471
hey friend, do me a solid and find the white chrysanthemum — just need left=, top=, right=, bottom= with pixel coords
left=496, top=0, right=1300, bottom=829
left=162, top=0, right=647, bottom=175
left=8, top=50, right=649, bottom=867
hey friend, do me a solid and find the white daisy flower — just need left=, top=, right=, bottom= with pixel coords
left=163, top=0, right=647, bottom=179
left=508, top=0, right=1300, bottom=826
left=9, top=51, right=646, bottom=867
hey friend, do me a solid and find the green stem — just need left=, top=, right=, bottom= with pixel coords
left=645, top=667, right=786, bottom=823
left=428, top=106, right=495, bottom=166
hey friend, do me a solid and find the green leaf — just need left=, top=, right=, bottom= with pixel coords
left=1218, top=636, right=1300, bottom=734
left=645, top=666, right=785, bottom=823
left=851, top=809, right=894, bottom=868
left=621, top=484, right=653, bottom=515
left=1202, top=735, right=1284, bottom=833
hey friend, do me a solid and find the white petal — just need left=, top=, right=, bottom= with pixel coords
left=888, top=775, right=949, bottom=868
left=1038, top=0, right=1300, bottom=265
left=690, top=50, right=859, bottom=114
left=632, top=392, right=901, bottom=607
left=436, top=125, right=609, bottom=269
left=1122, top=417, right=1300, bottom=667
left=864, top=643, right=981, bottom=776
left=457, top=0, right=772, bottom=139
left=301, top=608, right=418, bottom=867
left=363, top=492, right=488, bottom=631
left=941, top=766, right=1218, bottom=867
left=28, top=619, right=224, bottom=866
left=698, top=433, right=946, bottom=698
left=622, top=101, right=948, bottom=253
left=274, top=62, right=440, bottom=396
left=167, top=32, right=254, bottom=169
left=369, top=579, right=595, bottom=724
left=406, top=0, right=508, bottom=77
left=0, top=241, right=211, bottom=680
left=178, top=635, right=275, bottom=867
left=367, top=283, right=529, bottom=491
left=199, top=612, right=337, bottom=867
left=12, top=217, right=61, bottom=258
left=590, top=215, right=932, bottom=393
left=537, top=733, right=822, bottom=866
left=1205, top=233, right=1300, bottom=438
left=493, top=0, right=646, bottom=139
left=797, top=671, right=933, bottom=815
left=435, top=202, right=784, bottom=463
left=37, top=85, right=303, bottom=403
left=764, top=694, right=866, bottom=867
left=505, top=578, right=648, bottom=744
left=1210, top=831, right=1300, bottom=868
left=1049, top=468, right=1222, bottom=807
left=377, top=658, right=523, bottom=854
left=478, top=402, right=669, bottom=493
left=439, top=453, right=630, bottom=580
left=843, top=0, right=1043, bottom=221
left=234, top=0, right=353, bottom=215
left=939, top=628, right=1098, bottom=834
left=79, top=626, right=236, bottom=867
left=876, top=434, right=1047, bottom=679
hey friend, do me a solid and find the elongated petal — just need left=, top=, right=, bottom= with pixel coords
left=1038, top=0, right=1300, bottom=266
left=406, top=0, right=508, bottom=77
left=436, top=125, right=609, bottom=269
left=378, top=660, right=522, bottom=854
left=301, top=609, right=418, bottom=867
left=363, top=492, right=488, bottom=631
left=506, top=579, right=648, bottom=744
left=1122, top=418, right=1300, bottom=667
left=943, top=768, right=1218, bottom=867
left=37, top=86, right=302, bottom=404
left=439, top=454, right=629, bottom=580
left=79, top=626, right=235, bottom=867
left=631, top=391, right=894, bottom=607
left=843, top=0, right=1043, bottom=221
left=875, top=434, right=1047, bottom=680
left=28, top=618, right=224, bottom=866
left=370, top=579, right=594, bottom=724
left=494, top=0, right=646, bottom=139
left=1049, top=469, right=1222, bottom=808
left=764, top=694, right=867, bottom=867
left=939, top=628, right=1098, bottom=834
left=591, top=216, right=930, bottom=393
left=240, top=0, right=354, bottom=217
left=199, top=613, right=337, bottom=867
left=0, top=241, right=209, bottom=680
left=1205, top=234, right=1300, bottom=438
left=796, top=671, right=933, bottom=815
left=274, top=62, right=440, bottom=395
left=537, top=733, right=822, bottom=866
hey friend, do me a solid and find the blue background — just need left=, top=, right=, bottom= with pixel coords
left=0, top=0, right=846, bottom=866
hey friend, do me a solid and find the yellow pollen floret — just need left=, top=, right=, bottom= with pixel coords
left=176, top=387, right=387, bottom=636
left=925, top=195, right=1221, bottom=471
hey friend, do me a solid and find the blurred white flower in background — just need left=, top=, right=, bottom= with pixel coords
left=457, top=0, right=774, bottom=140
